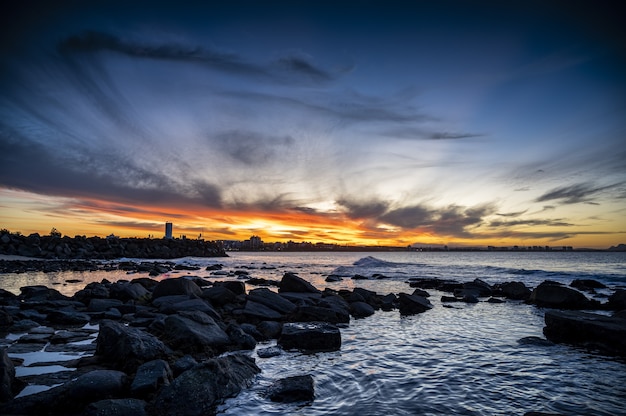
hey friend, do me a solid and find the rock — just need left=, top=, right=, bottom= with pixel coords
left=459, top=279, right=492, bottom=297
left=318, top=294, right=351, bottom=322
left=201, top=286, right=237, bottom=306
left=257, top=321, right=283, bottom=339
left=243, top=300, right=284, bottom=321
left=215, top=280, right=246, bottom=296
left=398, top=293, right=433, bottom=315
left=19, top=285, right=69, bottom=302
left=152, top=278, right=202, bottom=300
left=172, top=355, right=198, bottom=377
left=487, top=297, right=505, bottom=304
left=151, top=354, right=260, bottom=416
left=290, top=305, right=346, bottom=324
left=543, top=310, right=626, bottom=356
left=325, top=275, right=343, bottom=282
left=247, top=288, right=297, bottom=314
left=607, top=289, right=626, bottom=310
left=74, top=282, right=110, bottom=304
left=130, top=359, right=173, bottom=398
left=109, top=282, right=150, bottom=302
left=161, top=312, right=231, bottom=356
left=517, top=336, right=555, bottom=347
left=278, top=272, right=321, bottom=294
left=349, top=301, right=375, bottom=318
left=84, top=398, right=148, bottom=416
left=500, top=281, right=531, bottom=300
left=160, top=298, right=220, bottom=320
left=257, top=346, right=282, bottom=358
left=267, top=374, right=314, bottom=403
left=96, top=320, right=169, bottom=373
left=226, top=324, right=257, bottom=350
left=0, top=309, right=13, bottom=327
left=47, top=309, right=91, bottom=325
left=88, top=298, right=124, bottom=312
left=462, top=294, right=479, bottom=304
left=278, top=322, right=341, bottom=352
left=1, top=348, right=20, bottom=402
left=570, top=279, right=607, bottom=291
left=411, top=288, right=430, bottom=298
left=529, top=282, right=591, bottom=309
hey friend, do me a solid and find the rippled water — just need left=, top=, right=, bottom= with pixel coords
left=2, top=251, right=626, bottom=414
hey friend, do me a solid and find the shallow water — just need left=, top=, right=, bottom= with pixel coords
left=1, top=251, right=625, bottom=414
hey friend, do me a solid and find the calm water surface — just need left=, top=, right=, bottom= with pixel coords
left=1, top=251, right=625, bottom=415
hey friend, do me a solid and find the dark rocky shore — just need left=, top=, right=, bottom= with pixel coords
left=0, top=231, right=227, bottom=260
left=1, top=262, right=625, bottom=415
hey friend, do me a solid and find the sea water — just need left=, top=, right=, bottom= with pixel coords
left=1, top=251, right=625, bottom=415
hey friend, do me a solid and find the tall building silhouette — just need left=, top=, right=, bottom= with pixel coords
left=165, top=222, right=173, bottom=239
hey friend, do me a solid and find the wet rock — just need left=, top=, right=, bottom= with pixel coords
left=458, top=279, right=492, bottom=298
left=73, top=282, right=110, bottom=304
left=278, top=272, right=321, bottom=294
left=88, top=298, right=124, bottom=312
left=243, top=300, right=284, bottom=321
left=84, top=398, right=147, bottom=416
left=50, top=329, right=95, bottom=344
left=160, top=312, right=231, bottom=356
left=172, top=355, right=198, bottom=377
left=19, top=285, right=69, bottom=302
left=349, top=301, right=375, bottom=318
left=215, top=280, right=246, bottom=296
left=499, top=281, right=532, bottom=300
left=226, top=324, right=257, bottom=350
left=47, top=309, right=91, bottom=325
left=570, top=279, right=607, bottom=291
left=151, top=354, right=260, bottom=416
left=325, top=275, right=343, bottom=282
left=517, top=336, right=555, bottom=347
left=247, top=288, right=297, bottom=315
left=109, top=282, right=150, bottom=302
left=607, top=289, right=626, bottom=310
left=130, top=359, right=173, bottom=398
left=1, top=347, right=21, bottom=402
left=0, top=308, right=13, bottom=327
left=398, top=293, right=433, bottom=315
left=411, top=288, right=430, bottom=298
left=267, top=374, right=314, bottom=403
left=278, top=322, right=341, bottom=352
left=96, top=320, right=169, bottom=373
left=487, top=297, right=505, bottom=304
left=257, top=321, right=283, bottom=339
left=257, top=346, right=282, bottom=358
left=159, top=298, right=220, bottom=320
left=201, top=286, right=237, bottom=306
left=152, top=278, right=202, bottom=300
left=543, top=310, right=626, bottom=356
left=529, top=282, right=591, bottom=309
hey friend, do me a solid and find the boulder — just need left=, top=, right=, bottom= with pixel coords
left=226, top=324, right=256, bottom=350
left=172, top=355, right=198, bottom=377
left=290, top=305, right=345, bottom=324
left=247, top=288, right=297, bottom=314
left=201, top=286, right=237, bottom=306
left=607, top=289, right=626, bottom=310
left=46, top=309, right=91, bottom=325
left=398, top=293, right=433, bottom=315
left=159, top=298, right=220, bottom=320
left=543, top=310, right=626, bottom=356
left=243, top=300, right=284, bottom=321
left=84, top=398, right=147, bottom=416
left=349, top=301, right=375, bottom=318
left=96, top=320, right=169, bottom=373
left=266, top=374, right=314, bottom=403
left=256, top=321, right=283, bottom=339
left=109, top=282, right=150, bottom=302
left=161, top=312, right=231, bottom=356
left=152, top=278, right=202, bottom=300
left=257, top=346, right=282, bottom=358
left=88, top=298, right=124, bottom=312
left=151, top=354, right=260, bottom=416
left=500, top=281, right=531, bottom=300
left=215, top=280, right=246, bottom=296
left=529, top=282, right=590, bottom=309
left=570, top=279, right=607, bottom=291
left=19, top=285, right=69, bottom=302
left=278, top=322, right=341, bottom=352
left=130, top=359, right=173, bottom=398
left=278, top=273, right=320, bottom=294
left=1, top=348, right=20, bottom=402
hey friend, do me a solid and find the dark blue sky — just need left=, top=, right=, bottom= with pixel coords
left=1, top=0, right=625, bottom=247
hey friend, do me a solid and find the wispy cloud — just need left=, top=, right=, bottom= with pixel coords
left=535, top=182, right=622, bottom=205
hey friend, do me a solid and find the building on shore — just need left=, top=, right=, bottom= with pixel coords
left=165, top=222, right=173, bottom=239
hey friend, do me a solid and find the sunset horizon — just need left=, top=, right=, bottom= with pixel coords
left=2, top=1, right=625, bottom=250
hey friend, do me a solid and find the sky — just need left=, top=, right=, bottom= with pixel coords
left=1, top=0, right=625, bottom=248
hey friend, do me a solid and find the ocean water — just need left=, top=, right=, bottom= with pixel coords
left=1, top=251, right=626, bottom=415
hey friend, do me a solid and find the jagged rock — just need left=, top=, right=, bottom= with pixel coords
left=19, top=285, right=69, bottom=302
left=256, top=321, right=283, bottom=339
left=109, top=282, right=150, bottom=302
left=570, top=279, right=607, bottom=291
left=1, top=348, right=20, bottom=402
left=172, top=355, right=198, bottom=377
left=84, top=398, right=148, bottom=416
left=257, top=346, right=282, bottom=358
left=398, top=293, right=433, bottom=315
left=243, top=300, right=284, bottom=321
left=529, top=282, right=591, bottom=309
left=215, top=281, right=246, bottom=296
left=500, top=281, right=532, bottom=300
left=96, top=320, right=169, bottom=373
left=267, top=374, right=314, bottom=403
left=151, top=354, right=260, bottom=416
left=543, top=310, right=626, bottom=356
left=130, top=359, right=173, bottom=398
left=226, top=324, right=256, bottom=350
left=47, top=309, right=91, bottom=325
left=88, top=298, right=124, bottom=312
left=152, top=278, right=202, bottom=300
left=278, top=322, right=341, bottom=352
left=278, top=273, right=320, bottom=294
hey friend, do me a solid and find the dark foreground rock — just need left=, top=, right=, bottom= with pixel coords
left=267, top=374, right=314, bottom=403
left=543, top=310, right=626, bottom=356
left=398, top=293, right=433, bottom=315
left=528, top=282, right=593, bottom=309
left=150, top=354, right=260, bottom=416
left=278, top=322, right=341, bottom=352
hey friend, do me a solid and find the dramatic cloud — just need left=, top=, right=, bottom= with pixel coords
left=535, top=182, right=622, bottom=205
left=215, top=130, right=296, bottom=166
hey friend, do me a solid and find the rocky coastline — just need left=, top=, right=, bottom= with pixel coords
left=0, top=261, right=625, bottom=415
left=0, top=231, right=227, bottom=260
